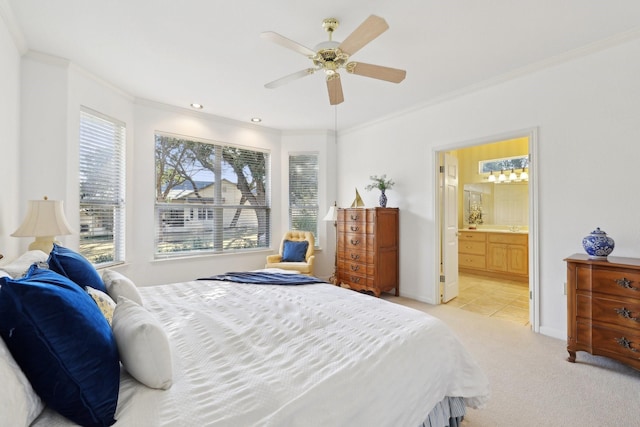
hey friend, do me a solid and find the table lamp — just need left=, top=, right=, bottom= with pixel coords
left=12, top=196, right=73, bottom=253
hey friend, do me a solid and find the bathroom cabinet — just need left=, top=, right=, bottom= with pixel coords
left=458, top=230, right=528, bottom=281
left=458, top=231, right=487, bottom=271
left=487, top=233, right=528, bottom=277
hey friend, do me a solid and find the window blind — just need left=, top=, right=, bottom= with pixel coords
left=288, top=153, right=319, bottom=245
left=79, top=108, right=126, bottom=265
left=154, top=134, right=270, bottom=257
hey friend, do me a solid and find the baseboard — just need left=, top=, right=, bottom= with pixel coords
left=539, top=326, right=564, bottom=340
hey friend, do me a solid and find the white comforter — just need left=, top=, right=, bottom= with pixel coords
left=33, top=280, right=489, bottom=426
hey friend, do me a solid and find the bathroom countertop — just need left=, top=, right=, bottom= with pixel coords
left=459, top=228, right=529, bottom=234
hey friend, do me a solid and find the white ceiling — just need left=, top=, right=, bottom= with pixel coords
left=7, top=0, right=640, bottom=131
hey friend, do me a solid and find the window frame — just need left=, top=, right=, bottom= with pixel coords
left=78, top=107, right=126, bottom=266
left=288, top=152, right=319, bottom=247
left=154, top=132, right=271, bottom=258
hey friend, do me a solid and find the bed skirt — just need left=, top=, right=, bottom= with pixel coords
left=420, top=396, right=466, bottom=427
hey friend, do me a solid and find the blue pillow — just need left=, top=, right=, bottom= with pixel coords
left=0, top=265, right=120, bottom=427
left=47, top=243, right=106, bottom=293
left=282, top=240, right=309, bottom=262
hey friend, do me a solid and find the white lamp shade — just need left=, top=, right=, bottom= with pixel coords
left=323, top=205, right=338, bottom=222
left=12, top=199, right=73, bottom=238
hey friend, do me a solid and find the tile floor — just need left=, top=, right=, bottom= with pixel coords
left=445, top=273, right=530, bottom=325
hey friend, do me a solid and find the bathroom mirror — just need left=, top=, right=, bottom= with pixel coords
left=463, top=182, right=528, bottom=227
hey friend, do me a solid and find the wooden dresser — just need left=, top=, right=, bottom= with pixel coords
left=566, top=254, right=640, bottom=370
left=337, top=207, right=399, bottom=297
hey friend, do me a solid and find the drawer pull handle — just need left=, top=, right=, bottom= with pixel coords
left=350, top=253, right=360, bottom=260
left=614, top=307, right=640, bottom=322
left=615, top=278, right=640, bottom=291
left=350, top=226, right=360, bottom=231
left=615, top=337, right=638, bottom=353
left=350, top=276, right=361, bottom=283
left=350, top=239, right=360, bottom=246
left=350, top=264, right=359, bottom=271
left=350, top=214, right=360, bottom=220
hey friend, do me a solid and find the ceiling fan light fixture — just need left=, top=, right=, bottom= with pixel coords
left=262, top=15, right=406, bottom=105
left=314, top=40, right=340, bottom=51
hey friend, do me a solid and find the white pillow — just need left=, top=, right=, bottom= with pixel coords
left=0, top=337, right=44, bottom=426
left=102, top=269, right=143, bottom=306
left=112, top=297, right=172, bottom=390
left=0, top=250, right=49, bottom=278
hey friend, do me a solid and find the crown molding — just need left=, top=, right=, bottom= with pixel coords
left=343, top=27, right=640, bottom=137
left=0, top=0, right=27, bottom=53
left=134, top=97, right=283, bottom=136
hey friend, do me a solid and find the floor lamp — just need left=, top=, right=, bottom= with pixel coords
left=323, top=202, right=338, bottom=284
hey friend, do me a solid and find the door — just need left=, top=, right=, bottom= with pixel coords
left=442, top=153, right=459, bottom=302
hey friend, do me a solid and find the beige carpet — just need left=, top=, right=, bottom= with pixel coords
left=386, top=296, right=640, bottom=427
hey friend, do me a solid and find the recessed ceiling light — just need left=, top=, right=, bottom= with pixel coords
left=190, top=103, right=204, bottom=109
left=250, top=117, right=262, bottom=123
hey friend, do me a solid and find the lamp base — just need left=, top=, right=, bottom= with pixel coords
left=27, top=236, right=57, bottom=254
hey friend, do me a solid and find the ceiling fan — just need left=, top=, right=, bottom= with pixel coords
left=261, top=15, right=407, bottom=105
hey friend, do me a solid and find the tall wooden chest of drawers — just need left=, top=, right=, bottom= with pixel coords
left=337, top=208, right=399, bottom=297
left=566, top=254, right=640, bottom=370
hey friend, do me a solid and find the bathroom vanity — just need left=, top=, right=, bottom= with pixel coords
left=458, top=229, right=528, bottom=281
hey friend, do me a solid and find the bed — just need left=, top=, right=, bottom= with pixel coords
left=1, top=251, right=489, bottom=427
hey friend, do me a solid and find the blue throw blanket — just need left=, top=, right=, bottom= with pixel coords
left=199, top=272, right=328, bottom=285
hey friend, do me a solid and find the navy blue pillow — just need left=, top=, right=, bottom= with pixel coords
left=0, top=265, right=119, bottom=427
left=282, top=240, right=309, bottom=262
left=47, top=243, right=106, bottom=293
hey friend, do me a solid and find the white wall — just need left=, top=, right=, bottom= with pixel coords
left=127, top=102, right=285, bottom=286
left=14, top=52, right=311, bottom=287
left=337, top=36, right=640, bottom=338
left=17, top=52, right=135, bottom=254
left=0, top=10, right=20, bottom=262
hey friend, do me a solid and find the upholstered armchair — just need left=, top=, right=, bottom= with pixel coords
left=265, top=231, right=315, bottom=275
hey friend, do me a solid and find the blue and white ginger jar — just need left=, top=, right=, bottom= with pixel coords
left=582, top=227, right=615, bottom=259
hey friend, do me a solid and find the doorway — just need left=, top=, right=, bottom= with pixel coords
left=436, top=129, right=538, bottom=331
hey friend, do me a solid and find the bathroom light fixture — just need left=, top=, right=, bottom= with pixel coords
left=190, top=103, right=204, bottom=109
left=498, top=170, right=506, bottom=182
left=487, top=171, right=496, bottom=182
left=509, top=168, right=518, bottom=181
left=519, top=167, right=529, bottom=181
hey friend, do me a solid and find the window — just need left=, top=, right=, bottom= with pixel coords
left=155, top=134, right=270, bottom=257
left=79, top=108, right=126, bottom=265
left=288, top=153, right=319, bottom=245
left=479, top=155, right=528, bottom=173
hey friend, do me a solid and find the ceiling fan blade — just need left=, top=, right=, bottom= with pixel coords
left=346, top=62, right=406, bottom=83
left=327, top=74, right=344, bottom=105
left=338, top=15, right=389, bottom=56
left=260, top=31, right=316, bottom=57
left=265, top=68, right=317, bottom=89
